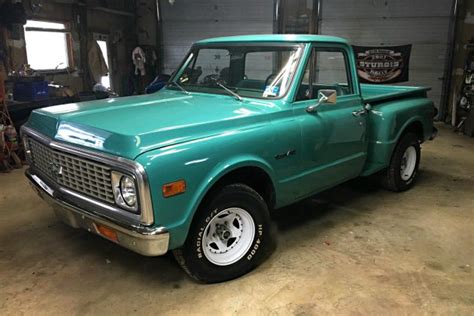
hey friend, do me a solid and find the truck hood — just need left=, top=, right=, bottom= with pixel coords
left=26, top=89, right=280, bottom=159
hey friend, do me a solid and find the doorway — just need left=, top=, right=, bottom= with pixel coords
left=96, top=40, right=111, bottom=90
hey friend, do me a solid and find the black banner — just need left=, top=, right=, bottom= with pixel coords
left=352, top=45, right=412, bottom=84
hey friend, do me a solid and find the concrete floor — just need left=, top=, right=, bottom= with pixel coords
left=0, top=123, right=473, bottom=315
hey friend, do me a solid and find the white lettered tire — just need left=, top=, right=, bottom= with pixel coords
left=173, top=184, right=274, bottom=283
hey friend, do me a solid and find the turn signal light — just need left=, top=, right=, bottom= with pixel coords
left=96, top=224, right=118, bottom=242
left=162, top=180, right=186, bottom=198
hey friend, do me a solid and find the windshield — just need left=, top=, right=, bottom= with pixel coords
left=169, top=44, right=303, bottom=99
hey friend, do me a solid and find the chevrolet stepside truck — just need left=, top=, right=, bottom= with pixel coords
left=22, top=35, right=437, bottom=283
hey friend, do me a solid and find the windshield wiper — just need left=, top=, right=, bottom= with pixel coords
left=215, top=81, right=243, bottom=101
left=167, top=80, right=190, bottom=95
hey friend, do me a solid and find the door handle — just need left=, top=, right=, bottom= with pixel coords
left=352, top=109, right=367, bottom=117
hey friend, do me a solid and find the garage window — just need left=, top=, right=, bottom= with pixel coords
left=24, top=20, right=70, bottom=71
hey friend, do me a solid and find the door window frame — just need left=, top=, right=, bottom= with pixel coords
left=292, top=44, right=357, bottom=104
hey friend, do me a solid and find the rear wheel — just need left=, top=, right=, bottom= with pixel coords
left=380, top=132, right=421, bottom=192
left=173, top=184, right=274, bottom=283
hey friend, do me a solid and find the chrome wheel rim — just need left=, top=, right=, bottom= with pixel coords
left=202, top=208, right=255, bottom=266
left=400, top=146, right=417, bottom=181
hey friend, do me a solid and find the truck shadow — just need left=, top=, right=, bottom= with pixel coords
left=73, top=231, right=188, bottom=286
left=271, top=176, right=381, bottom=233
left=35, top=174, right=428, bottom=288
left=68, top=177, right=385, bottom=286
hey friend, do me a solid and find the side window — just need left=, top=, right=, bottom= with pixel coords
left=296, top=49, right=353, bottom=101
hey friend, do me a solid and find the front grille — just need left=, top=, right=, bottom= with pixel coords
left=27, top=138, right=115, bottom=204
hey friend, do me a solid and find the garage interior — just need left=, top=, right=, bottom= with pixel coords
left=0, top=0, right=473, bottom=314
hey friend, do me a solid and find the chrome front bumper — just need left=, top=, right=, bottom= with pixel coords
left=27, top=169, right=169, bottom=256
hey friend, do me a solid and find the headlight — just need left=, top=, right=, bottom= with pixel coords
left=112, top=171, right=138, bottom=212
left=120, top=175, right=137, bottom=207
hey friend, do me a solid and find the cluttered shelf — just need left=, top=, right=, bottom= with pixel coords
left=1, top=74, right=79, bottom=172
left=6, top=96, right=75, bottom=129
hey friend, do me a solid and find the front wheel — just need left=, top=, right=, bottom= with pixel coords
left=173, top=184, right=274, bottom=283
left=380, top=132, right=421, bottom=192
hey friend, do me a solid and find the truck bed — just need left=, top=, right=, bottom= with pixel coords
left=361, top=84, right=431, bottom=104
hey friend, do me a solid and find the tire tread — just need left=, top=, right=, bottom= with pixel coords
left=173, top=183, right=274, bottom=283
left=380, top=132, right=421, bottom=192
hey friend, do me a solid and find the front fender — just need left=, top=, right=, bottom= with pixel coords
left=135, top=128, right=279, bottom=249
left=181, top=154, right=276, bottom=238
left=194, top=155, right=276, bottom=206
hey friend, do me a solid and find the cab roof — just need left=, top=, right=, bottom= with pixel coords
left=195, top=34, right=349, bottom=45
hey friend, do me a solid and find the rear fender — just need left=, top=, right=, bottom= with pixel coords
left=361, top=98, right=434, bottom=176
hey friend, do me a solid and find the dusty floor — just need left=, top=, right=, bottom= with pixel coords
left=0, top=123, right=473, bottom=315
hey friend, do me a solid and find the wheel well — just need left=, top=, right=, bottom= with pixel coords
left=203, top=166, right=276, bottom=209
left=402, top=121, right=424, bottom=142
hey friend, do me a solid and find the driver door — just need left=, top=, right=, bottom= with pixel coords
left=292, top=46, right=368, bottom=198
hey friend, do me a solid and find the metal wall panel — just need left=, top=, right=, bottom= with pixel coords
left=159, top=0, right=452, bottom=109
left=159, top=0, right=274, bottom=75
left=322, top=0, right=451, bottom=18
left=320, top=0, right=453, bottom=110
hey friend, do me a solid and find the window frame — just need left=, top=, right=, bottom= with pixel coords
left=293, top=45, right=356, bottom=103
left=23, top=19, right=74, bottom=73
left=169, top=42, right=305, bottom=100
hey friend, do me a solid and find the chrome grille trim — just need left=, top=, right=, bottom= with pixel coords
left=28, top=138, right=115, bottom=204
left=21, top=126, right=155, bottom=226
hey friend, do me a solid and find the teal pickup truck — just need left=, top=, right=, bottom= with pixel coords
left=22, top=35, right=436, bottom=283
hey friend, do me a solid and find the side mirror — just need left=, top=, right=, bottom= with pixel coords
left=306, top=89, right=337, bottom=113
